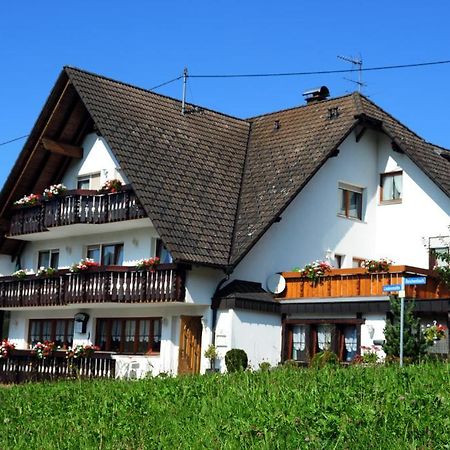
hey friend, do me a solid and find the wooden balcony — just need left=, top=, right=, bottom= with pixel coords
left=0, top=350, right=116, bottom=383
left=8, top=187, right=146, bottom=237
left=0, top=264, right=187, bottom=308
left=278, top=266, right=450, bottom=300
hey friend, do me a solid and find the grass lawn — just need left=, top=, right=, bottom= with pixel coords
left=1, top=364, right=450, bottom=449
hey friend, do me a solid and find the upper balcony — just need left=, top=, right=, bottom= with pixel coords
left=277, top=266, right=450, bottom=301
left=0, top=264, right=187, bottom=308
left=8, top=187, right=148, bottom=240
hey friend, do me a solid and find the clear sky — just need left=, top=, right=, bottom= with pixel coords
left=1, top=1, right=450, bottom=187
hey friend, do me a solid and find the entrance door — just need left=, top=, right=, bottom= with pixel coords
left=178, top=316, right=202, bottom=374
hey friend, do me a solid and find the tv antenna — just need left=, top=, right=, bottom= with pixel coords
left=337, top=54, right=365, bottom=92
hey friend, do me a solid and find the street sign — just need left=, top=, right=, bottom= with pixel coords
left=404, top=276, right=427, bottom=285
left=383, top=284, right=402, bottom=292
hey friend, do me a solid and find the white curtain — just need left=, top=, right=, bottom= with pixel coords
left=344, top=327, right=357, bottom=361
left=317, top=325, right=332, bottom=351
left=292, top=325, right=306, bottom=359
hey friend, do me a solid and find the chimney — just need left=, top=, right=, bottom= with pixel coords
left=302, top=86, right=330, bottom=104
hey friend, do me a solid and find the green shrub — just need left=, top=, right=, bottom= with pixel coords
left=310, top=350, right=338, bottom=368
left=258, top=361, right=271, bottom=371
left=225, top=348, right=248, bottom=372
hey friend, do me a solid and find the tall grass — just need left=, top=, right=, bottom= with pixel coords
left=1, top=364, right=450, bottom=449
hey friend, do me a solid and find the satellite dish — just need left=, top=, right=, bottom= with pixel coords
left=266, top=273, right=286, bottom=294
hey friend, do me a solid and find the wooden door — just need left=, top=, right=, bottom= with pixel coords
left=178, top=316, right=202, bottom=374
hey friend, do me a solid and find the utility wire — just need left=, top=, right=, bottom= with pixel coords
left=0, top=135, right=29, bottom=147
left=189, top=59, right=450, bottom=79
left=149, top=75, right=183, bottom=91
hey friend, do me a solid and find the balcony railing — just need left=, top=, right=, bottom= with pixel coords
left=278, top=266, right=450, bottom=300
left=0, top=350, right=116, bottom=383
left=9, top=187, right=146, bottom=236
left=0, top=264, right=187, bottom=308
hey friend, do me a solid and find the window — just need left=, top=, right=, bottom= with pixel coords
left=352, top=257, right=365, bottom=268
left=334, top=254, right=344, bottom=268
left=38, top=249, right=59, bottom=270
left=380, top=171, right=402, bottom=203
left=286, top=321, right=360, bottom=363
left=430, top=247, right=449, bottom=269
left=156, top=238, right=173, bottom=264
left=96, top=318, right=161, bottom=354
left=77, top=172, right=101, bottom=190
left=29, top=319, right=74, bottom=349
left=87, top=243, right=124, bottom=265
left=338, top=183, right=363, bottom=220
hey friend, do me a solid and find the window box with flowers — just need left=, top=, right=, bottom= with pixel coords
left=0, top=339, right=15, bottom=359
left=361, top=258, right=393, bottom=273
left=292, top=260, right=333, bottom=285
left=36, top=267, right=58, bottom=278
left=135, top=257, right=160, bottom=272
left=66, top=344, right=100, bottom=360
left=31, top=341, right=56, bottom=359
left=13, top=193, right=41, bottom=207
left=42, top=183, right=67, bottom=201
left=70, top=259, right=101, bottom=273
left=100, top=179, right=123, bottom=194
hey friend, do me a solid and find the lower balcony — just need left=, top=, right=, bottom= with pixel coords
left=0, top=350, right=116, bottom=383
left=278, top=266, right=450, bottom=300
left=0, top=264, right=187, bottom=308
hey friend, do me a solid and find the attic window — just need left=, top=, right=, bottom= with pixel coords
left=328, top=107, right=339, bottom=120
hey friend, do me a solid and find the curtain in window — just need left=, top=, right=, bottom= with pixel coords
left=382, top=174, right=402, bottom=201
left=392, top=174, right=402, bottom=199
left=344, top=326, right=357, bottom=361
left=292, top=325, right=306, bottom=359
left=317, top=325, right=332, bottom=351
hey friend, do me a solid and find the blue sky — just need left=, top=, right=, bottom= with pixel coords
left=1, top=1, right=450, bottom=187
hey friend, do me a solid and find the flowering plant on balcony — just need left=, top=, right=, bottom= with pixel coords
left=432, top=251, right=450, bottom=287
left=13, top=193, right=41, bottom=207
left=31, top=341, right=55, bottom=359
left=293, top=260, right=332, bottom=284
left=12, top=269, right=29, bottom=279
left=70, top=258, right=100, bottom=273
left=135, top=257, right=160, bottom=272
left=66, top=344, right=100, bottom=359
left=0, top=339, right=15, bottom=359
left=423, top=321, right=446, bottom=344
left=42, top=183, right=67, bottom=200
left=361, top=258, right=393, bottom=273
left=100, top=179, right=123, bottom=193
left=36, top=267, right=58, bottom=277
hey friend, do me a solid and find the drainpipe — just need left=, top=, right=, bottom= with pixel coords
left=211, top=274, right=230, bottom=346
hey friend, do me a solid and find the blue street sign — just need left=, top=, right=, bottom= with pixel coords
left=404, top=276, right=427, bottom=285
left=383, top=284, right=402, bottom=292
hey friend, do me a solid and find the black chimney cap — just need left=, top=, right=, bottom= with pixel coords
left=302, top=86, right=330, bottom=103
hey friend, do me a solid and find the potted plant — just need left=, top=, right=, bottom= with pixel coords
left=0, top=339, right=15, bottom=359
left=66, top=344, right=100, bottom=359
left=13, top=193, right=41, bottom=207
left=31, top=341, right=55, bottom=359
left=361, top=258, right=393, bottom=273
left=70, top=258, right=100, bottom=273
left=100, top=179, right=123, bottom=194
left=42, top=183, right=67, bottom=201
left=135, top=257, right=160, bottom=272
left=204, top=344, right=219, bottom=373
left=12, top=269, right=29, bottom=280
left=292, top=260, right=332, bottom=285
left=36, top=267, right=58, bottom=277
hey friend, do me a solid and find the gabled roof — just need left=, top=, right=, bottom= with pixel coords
left=1, top=67, right=449, bottom=268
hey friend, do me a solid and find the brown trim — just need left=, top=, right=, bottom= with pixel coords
left=41, top=138, right=83, bottom=158
left=284, top=318, right=365, bottom=325
left=28, top=318, right=74, bottom=348
left=95, top=317, right=162, bottom=355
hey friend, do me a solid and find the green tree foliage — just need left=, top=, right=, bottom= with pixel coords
left=225, top=348, right=248, bottom=372
left=383, top=295, right=428, bottom=360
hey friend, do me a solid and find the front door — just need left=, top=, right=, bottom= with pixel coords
left=178, top=316, right=202, bottom=374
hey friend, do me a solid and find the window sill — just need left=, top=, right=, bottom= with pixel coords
left=337, top=214, right=365, bottom=224
left=379, top=199, right=402, bottom=206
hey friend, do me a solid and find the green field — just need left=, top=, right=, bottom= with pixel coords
left=1, top=364, right=450, bottom=449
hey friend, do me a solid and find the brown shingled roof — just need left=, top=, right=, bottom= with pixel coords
left=2, top=67, right=449, bottom=268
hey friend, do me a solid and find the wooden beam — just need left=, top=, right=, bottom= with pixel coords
left=41, top=138, right=83, bottom=158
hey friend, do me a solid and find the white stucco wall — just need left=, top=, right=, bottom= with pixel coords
left=17, top=226, right=158, bottom=272
left=215, top=308, right=281, bottom=371
left=230, top=129, right=450, bottom=288
left=0, top=255, right=15, bottom=276
left=62, top=133, right=128, bottom=188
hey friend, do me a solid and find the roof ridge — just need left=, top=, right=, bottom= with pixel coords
left=245, top=92, right=355, bottom=121
left=63, top=65, right=249, bottom=125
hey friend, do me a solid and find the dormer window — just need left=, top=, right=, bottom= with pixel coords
left=77, top=172, right=101, bottom=190
left=380, top=171, right=402, bottom=203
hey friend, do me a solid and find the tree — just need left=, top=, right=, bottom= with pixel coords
left=383, top=295, right=428, bottom=360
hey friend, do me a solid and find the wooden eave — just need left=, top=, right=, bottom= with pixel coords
left=0, top=71, right=94, bottom=256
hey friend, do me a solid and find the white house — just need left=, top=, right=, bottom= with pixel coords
left=0, top=68, right=449, bottom=378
